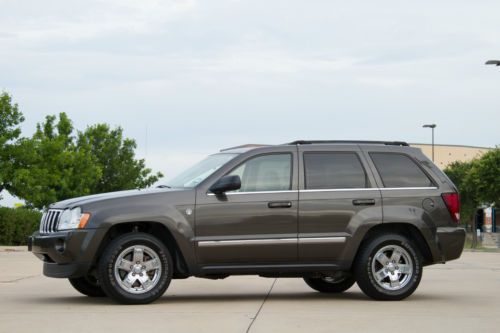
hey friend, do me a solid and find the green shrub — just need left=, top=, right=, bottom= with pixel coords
left=0, top=207, right=41, bottom=245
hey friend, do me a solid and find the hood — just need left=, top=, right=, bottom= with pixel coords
left=50, top=187, right=179, bottom=209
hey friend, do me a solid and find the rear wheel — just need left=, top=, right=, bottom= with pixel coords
left=97, top=232, right=173, bottom=304
left=354, top=233, right=422, bottom=300
left=304, top=274, right=356, bottom=293
left=68, top=275, right=106, bottom=297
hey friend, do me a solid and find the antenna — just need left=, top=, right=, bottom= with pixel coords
left=145, top=124, right=148, bottom=159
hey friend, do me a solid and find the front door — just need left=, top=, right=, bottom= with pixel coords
left=195, top=149, right=298, bottom=265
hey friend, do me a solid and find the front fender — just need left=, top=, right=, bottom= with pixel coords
left=80, top=190, right=197, bottom=272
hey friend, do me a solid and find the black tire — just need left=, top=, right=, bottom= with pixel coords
left=68, top=275, right=106, bottom=297
left=304, top=275, right=356, bottom=293
left=354, top=233, right=422, bottom=301
left=97, top=232, right=173, bottom=304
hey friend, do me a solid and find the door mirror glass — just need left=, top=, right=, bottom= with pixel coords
left=209, top=175, right=241, bottom=194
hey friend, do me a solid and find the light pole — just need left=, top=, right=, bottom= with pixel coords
left=422, top=124, right=436, bottom=162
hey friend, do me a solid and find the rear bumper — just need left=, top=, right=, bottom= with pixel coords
left=436, top=227, right=466, bottom=262
left=28, top=229, right=106, bottom=278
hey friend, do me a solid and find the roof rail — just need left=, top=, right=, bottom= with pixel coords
left=220, top=144, right=269, bottom=152
left=286, top=140, right=409, bottom=146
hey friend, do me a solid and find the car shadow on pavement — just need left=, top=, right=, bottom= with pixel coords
left=27, top=291, right=446, bottom=305
left=158, top=291, right=446, bottom=304
left=157, top=292, right=368, bottom=304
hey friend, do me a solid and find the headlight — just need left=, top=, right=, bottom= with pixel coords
left=57, top=207, right=91, bottom=231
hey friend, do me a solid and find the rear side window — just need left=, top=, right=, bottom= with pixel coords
left=370, top=153, right=434, bottom=188
left=304, top=152, right=368, bottom=189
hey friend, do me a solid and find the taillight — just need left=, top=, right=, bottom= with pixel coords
left=441, top=192, right=460, bottom=223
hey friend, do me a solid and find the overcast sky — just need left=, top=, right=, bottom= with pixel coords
left=1, top=0, right=500, bottom=205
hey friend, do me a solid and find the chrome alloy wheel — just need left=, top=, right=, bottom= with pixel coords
left=114, top=245, right=162, bottom=294
left=371, top=245, right=413, bottom=291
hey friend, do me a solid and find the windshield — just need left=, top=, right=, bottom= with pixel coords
left=166, top=153, right=238, bottom=188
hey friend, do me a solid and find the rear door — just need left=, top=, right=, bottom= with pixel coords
left=298, top=145, right=382, bottom=261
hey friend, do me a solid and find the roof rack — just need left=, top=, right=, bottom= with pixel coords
left=287, top=140, right=409, bottom=146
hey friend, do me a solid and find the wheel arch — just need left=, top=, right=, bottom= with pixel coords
left=93, top=222, right=191, bottom=278
left=348, top=222, right=437, bottom=269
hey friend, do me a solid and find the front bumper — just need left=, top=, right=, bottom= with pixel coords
left=436, top=227, right=466, bottom=262
left=28, top=229, right=106, bottom=278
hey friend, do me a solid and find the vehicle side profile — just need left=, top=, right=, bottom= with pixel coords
left=29, top=140, right=466, bottom=304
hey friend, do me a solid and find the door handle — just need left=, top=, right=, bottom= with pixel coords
left=352, top=199, right=376, bottom=206
left=268, top=201, right=293, bottom=209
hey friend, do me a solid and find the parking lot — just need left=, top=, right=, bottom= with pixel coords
left=1, top=248, right=499, bottom=333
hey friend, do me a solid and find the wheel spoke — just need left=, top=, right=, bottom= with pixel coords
left=375, top=268, right=389, bottom=282
left=133, top=247, right=144, bottom=263
left=143, top=258, right=161, bottom=271
left=389, top=273, right=401, bottom=288
left=398, top=264, right=412, bottom=274
left=139, top=275, right=153, bottom=290
left=117, top=258, right=133, bottom=272
left=122, top=272, right=137, bottom=289
left=390, top=249, right=402, bottom=263
left=375, top=252, right=391, bottom=266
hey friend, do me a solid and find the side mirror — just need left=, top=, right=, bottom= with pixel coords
left=209, top=175, right=241, bottom=195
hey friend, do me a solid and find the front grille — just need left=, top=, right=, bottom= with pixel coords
left=39, top=209, right=63, bottom=233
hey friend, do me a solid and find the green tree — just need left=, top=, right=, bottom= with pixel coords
left=2, top=93, right=163, bottom=208
left=0, top=92, right=25, bottom=197
left=77, top=124, right=163, bottom=193
left=470, top=147, right=500, bottom=206
left=444, top=161, right=478, bottom=225
left=10, top=113, right=102, bottom=208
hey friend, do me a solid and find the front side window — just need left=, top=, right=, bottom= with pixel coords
left=370, top=153, right=434, bottom=188
left=227, top=154, right=292, bottom=192
left=304, top=152, right=368, bottom=189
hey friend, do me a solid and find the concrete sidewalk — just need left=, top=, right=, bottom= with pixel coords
left=1, top=248, right=499, bottom=333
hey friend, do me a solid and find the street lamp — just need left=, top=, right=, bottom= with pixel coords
left=485, top=60, right=500, bottom=66
left=422, top=124, right=437, bottom=162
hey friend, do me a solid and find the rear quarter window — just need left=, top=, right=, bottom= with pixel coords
left=370, top=153, right=434, bottom=188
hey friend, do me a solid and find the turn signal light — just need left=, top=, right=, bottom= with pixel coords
left=78, top=213, right=91, bottom=229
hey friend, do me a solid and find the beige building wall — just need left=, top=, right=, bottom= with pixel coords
left=410, top=143, right=492, bottom=169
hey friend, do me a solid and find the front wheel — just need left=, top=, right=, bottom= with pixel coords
left=97, top=232, right=173, bottom=304
left=304, top=274, right=356, bottom=293
left=354, top=234, right=422, bottom=301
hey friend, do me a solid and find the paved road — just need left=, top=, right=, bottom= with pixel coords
left=1, top=249, right=499, bottom=333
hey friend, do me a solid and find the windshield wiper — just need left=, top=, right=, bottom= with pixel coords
left=156, top=185, right=171, bottom=189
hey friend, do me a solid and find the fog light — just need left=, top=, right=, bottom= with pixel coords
left=55, top=239, right=66, bottom=253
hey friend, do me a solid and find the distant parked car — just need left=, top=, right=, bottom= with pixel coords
left=29, top=140, right=465, bottom=304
